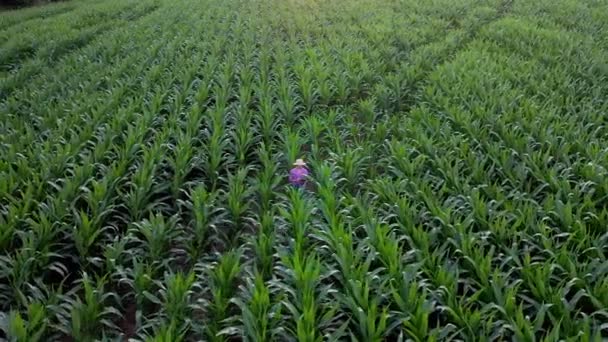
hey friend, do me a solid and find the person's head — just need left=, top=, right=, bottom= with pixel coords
left=293, top=158, right=306, bottom=168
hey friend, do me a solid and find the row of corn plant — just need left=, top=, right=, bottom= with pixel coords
left=0, top=4, right=201, bottom=259
left=0, top=1, right=153, bottom=73
left=0, top=2, right=223, bottom=339
left=388, top=10, right=604, bottom=336
left=0, top=0, right=188, bottom=201
left=0, top=1, right=76, bottom=31
left=0, top=0, right=160, bottom=94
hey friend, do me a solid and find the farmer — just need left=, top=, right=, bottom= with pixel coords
left=289, top=158, right=309, bottom=188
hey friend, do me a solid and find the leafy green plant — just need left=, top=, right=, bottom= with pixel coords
left=197, top=249, right=242, bottom=342
left=129, top=213, right=179, bottom=267
left=227, top=272, right=284, bottom=341
left=178, top=185, right=223, bottom=262
left=57, top=273, right=120, bottom=341
left=0, top=302, right=48, bottom=342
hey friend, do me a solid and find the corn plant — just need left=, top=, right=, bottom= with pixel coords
left=227, top=272, right=284, bottom=341
left=251, top=211, right=276, bottom=280
left=128, top=213, right=179, bottom=268
left=197, top=249, right=242, bottom=342
left=223, top=167, right=254, bottom=245
left=143, top=321, right=187, bottom=342
left=254, top=143, right=282, bottom=213
left=122, top=143, right=165, bottom=222
left=0, top=302, right=47, bottom=342
left=56, top=273, right=121, bottom=341
left=178, top=185, right=224, bottom=262
left=141, top=271, right=197, bottom=335
left=166, top=131, right=197, bottom=200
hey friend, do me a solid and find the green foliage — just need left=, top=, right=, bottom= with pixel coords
left=1, top=0, right=607, bottom=340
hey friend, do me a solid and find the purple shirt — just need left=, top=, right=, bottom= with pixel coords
left=289, top=166, right=309, bottom=187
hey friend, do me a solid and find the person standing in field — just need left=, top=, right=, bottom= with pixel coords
left=289, top=158, right=309, bottom=189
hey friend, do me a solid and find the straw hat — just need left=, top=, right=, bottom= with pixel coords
left=293, top=158, right=307, bottom=166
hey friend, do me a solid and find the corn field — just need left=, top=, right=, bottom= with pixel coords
left=1, top=0, right=607, bottom=340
